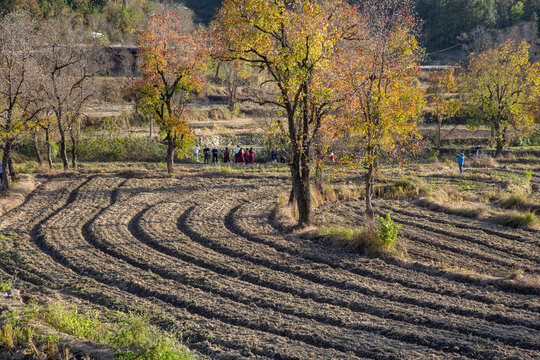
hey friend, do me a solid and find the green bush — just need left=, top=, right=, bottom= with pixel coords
left=76, top=136, right=166, bottom=162
left=376, top=213, right=402, bottom=248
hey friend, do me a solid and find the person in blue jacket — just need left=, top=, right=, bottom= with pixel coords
left=456, top=151, right=465, bottom=173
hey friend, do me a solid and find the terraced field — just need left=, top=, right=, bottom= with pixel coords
left=0, top=172, right=539, bottom=359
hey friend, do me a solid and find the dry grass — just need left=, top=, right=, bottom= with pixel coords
left=499, top=193, right=540, bottom=213
left=317, top=220, right=407, bottom=258
left=417, top=197, right=489, bottom=219
left=489, top=211, right=537, bottom=228
left=471, top=157, right=499, bottom=168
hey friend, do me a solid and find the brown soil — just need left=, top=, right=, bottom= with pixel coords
left=0, top=171, right=538, bottom=359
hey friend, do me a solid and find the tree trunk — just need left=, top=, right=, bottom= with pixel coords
left=215, top=62, right=221, bottom=78
left=45, top=128, right=53, bottom=169
left=314, top=164, right=323, bottom=191
left=166, top=132, right=175, bottom=174
left=494, top=123, right=507, bottom=158
left=33, top=133, right=43, bottom=166
left=365, top=162, right=375, bottom=220
left=8, top=157, right=15, bottom=182
left=290, top=147, right=312, bottom=228
left=437, top=116, right=442, bottom=150
left=1, top=141, right=11, bottom=193
left=58, top=119, right=69, bottom=170
left=70, top=134, right=77, bottom=169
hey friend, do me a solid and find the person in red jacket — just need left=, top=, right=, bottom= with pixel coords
left=249, top=148, right=254, bottom=163
left=244, top=149, right=249, bottom=164
left=237, top=148, right=243, bottom=163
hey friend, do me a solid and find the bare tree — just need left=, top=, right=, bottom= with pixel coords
left=38, top=18, right=101, bottom=170
left=0, top=11, right=43, bottom=193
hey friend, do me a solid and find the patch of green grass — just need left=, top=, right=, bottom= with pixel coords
left=43, top=304, right=105, bottom=342
left=0, top=277, right=13, bottom=291
left=40, top=303, right=195, bottom=360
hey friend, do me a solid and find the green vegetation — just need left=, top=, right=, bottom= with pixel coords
left=416, top=0, right=540, bottom=52
left=319, top=213, right=404, bottom=255
left=0, top=277, right=13, bottom=291
left=1, top=302, right=195, bottom=360
left=0, top=0, right=153, bottom=42
left=376, top=213, right=402, bottom=248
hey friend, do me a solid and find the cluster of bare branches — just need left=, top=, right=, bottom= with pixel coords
left=0, top=10, right=103, bottom=193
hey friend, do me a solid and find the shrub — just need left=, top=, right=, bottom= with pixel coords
left=376, top=213, right=402, bottom=248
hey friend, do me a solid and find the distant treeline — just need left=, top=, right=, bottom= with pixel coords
left=0, top=0, right=538, bottom=50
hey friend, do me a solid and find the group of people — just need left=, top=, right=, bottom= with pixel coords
left=195, top=145, right=255, bottom=165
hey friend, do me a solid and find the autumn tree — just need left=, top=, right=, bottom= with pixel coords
left=214, top=0, right=355, bottom=227
left=131, top=13, right=206, bottom=174
left=0, top=11, right=43, bottom=193
left=461, top=40, right=540, bottom=157
left=38, top=18, right=101, bottom=170
left=426, top=68, right=461, bottom=149
left=330, top=0, right=425, bottom=219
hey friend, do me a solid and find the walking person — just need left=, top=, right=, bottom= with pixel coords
left=249, top=148, right=254, bottom=164
left=203, top=146, right=210, bottom=164
left=456, top=151, right=465, bottom=174
left=271, top=149, right=277, bottom=162
left=237, top=148, right=243, bottom=163
left=212, top=147, right=218, bottom=164
left=235, top=145, right=241, bottom=162
left=244, top=149, right=249, bottom=165
left=223, top=147, right=230, bottom=163
left=193, top=145, right=200, bottom=162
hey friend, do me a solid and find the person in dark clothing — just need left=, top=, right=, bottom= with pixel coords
left=471, top=146, right=482, bottom=159
left=223, top=147, right=230, bottom=163
left=244, top=149, right=249, bottom=165
left=203, top=146, right=210, bottom=164
left=271, top=149, right=277, bottom=162
left=212, top=147, right=218, bottom=163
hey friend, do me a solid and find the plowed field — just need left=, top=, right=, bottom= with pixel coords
left=0, top=172, right=538, bottom=359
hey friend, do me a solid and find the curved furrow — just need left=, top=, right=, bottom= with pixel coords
left=34, top=177, right=411, bottom=360
left=0, top=175, right=363, bottom=359
left=103, top=192, right=539, bottom=358
left=224, top=197, right=540, bottom=350
left=388, top=199, right=540, bottom=247
left=376, top=202, right=540, bottom=264
left=237, top=197, right=540, bottom=310
left=176, top=194, right=540, bottom=335
left=0, top=177, right=49, bottom=222
left=1, top=194, right=329, bottom=360
left=139, top=200, right=540, bottom=356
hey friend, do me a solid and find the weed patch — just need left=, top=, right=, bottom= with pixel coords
left=319, top=214, right=406, bottom=257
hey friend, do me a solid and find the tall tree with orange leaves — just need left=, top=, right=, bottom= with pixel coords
left=330, top=0, right=425, bottom=219
left=131, top=13, right=207, bottom=174
left=214, top=0, right=356, bottom=228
